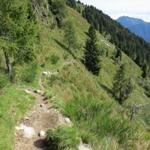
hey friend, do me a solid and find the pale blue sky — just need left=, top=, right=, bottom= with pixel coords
left=80, top=0, right=150, bottom=21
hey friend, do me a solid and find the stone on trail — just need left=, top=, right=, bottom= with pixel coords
left=16, top=124, right=36, bottom=139
left=78, top=142, right=92, bottom=150
left=35, top=89, right=44, bottom=95
left=64, top=117, right=72, bottom=125
left=42, top=71, right=58, bottom=77
left=25, top=89, right=31, bottom=94
left=39, top=130, right=46, bottom=137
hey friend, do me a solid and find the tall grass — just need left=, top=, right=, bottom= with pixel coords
left=46, top=126, right=80, bottom=150
left=63, top=94, right=137, bottom=148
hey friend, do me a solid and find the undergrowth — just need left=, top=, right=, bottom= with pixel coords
left=63, top=94, right=137, bottom=149
left=46, top=126, right=80, bottom=150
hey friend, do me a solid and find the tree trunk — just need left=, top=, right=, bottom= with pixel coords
left=3, top=51, right=12, bottom=80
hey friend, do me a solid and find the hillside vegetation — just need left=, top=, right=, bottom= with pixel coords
left=0, top=0, right=150, bottom=150
left=82, top=4, right=150, bottom=77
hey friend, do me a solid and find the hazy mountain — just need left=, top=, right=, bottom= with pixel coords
left=117, top=16, right=150, bottom=43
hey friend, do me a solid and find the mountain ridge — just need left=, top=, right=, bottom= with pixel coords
left=117, top=16, right=150, bottom=43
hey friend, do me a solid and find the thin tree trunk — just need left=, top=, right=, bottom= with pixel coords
left=3, top=51, right=12, bottom=80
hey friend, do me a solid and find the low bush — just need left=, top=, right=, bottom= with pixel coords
left=46, top=126, right=80, bottom=150
left=63, top=53, right=69, bottom=60
left=19, top=63, right=37, bottom=83
left=50, top=54, right=60, bottom=65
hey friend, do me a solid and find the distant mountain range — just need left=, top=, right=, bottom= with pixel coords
left=117, top=16, right=150, bottom=43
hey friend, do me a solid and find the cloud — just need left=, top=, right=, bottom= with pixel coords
left=80, top=0, right=150, bottom=21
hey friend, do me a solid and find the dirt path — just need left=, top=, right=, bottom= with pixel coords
left=14, top=87, right=66, bottom=150
left=14, top=72, right=91, bottom=150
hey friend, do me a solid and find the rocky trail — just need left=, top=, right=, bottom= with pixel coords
left=13, top=71, right=91, bottom=150
left=14, top=79, right=69, bottom=150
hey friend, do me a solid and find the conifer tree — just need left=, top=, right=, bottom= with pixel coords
left=142, top=64, right=148, bottom=78
left=84, top=26, right=100, bottom=75
left=0, top=0, right=37, bottom=80
left=115, top=48, right=122, bottom=62
left=112, top=64, right=133, bottom=104
left=66, top=0, right=76, bottom=9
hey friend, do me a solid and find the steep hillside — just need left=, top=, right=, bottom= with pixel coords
left=0, top=1, right=150, bottom=150
left=117, top=16, right=150, bottom=43
left=82, top=5, right=150, bottom=73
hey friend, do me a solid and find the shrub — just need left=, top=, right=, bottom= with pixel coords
left=46, top=126, right=80, bottom=150
left=112, top=65, right=133, bottom=104
left=20, top=63, right=37, bottom=83
left=0, top=74, right=9, bottom=89
left=50, top=54, right=60, bottom=65
left=64, top=20, right=77, bottom=51
left=63, top=53, right=69, bottom=60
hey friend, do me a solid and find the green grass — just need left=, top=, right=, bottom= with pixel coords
left=0, top=85, right=35, bottom=150
left=41, top=7, right=150, bottom=149
left=43, top=60, right=141, bottom=149
left=63, top=95, right=138, bottom=149
left=46, top=126, right=80, bottom=150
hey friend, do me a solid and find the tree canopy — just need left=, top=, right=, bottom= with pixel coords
left=84, top=26, right=101, bottom=75
left=0, top=0, right=37, bottom=79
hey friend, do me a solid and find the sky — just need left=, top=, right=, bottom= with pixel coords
left=80, top=0, right=150, bottom=22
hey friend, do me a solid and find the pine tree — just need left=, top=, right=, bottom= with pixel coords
left=115, top=48, right=122, bottom=62
left=142, top=64, right=148, bottom=78
left=0, top=0, right=37, bottom=80
left=84, top=26, right=100, bottom=75
left=66, top=0, right=76, bottom=9
left=112, top=64, right=133, bottom=104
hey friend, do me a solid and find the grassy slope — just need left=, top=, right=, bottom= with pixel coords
left=39, top=7, right=150, bottom=149
left=0, top=5, right=149, bottom=150
left=67, top=7, right=149, bottom=105
left=0, top=85, right=35, bottom=150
